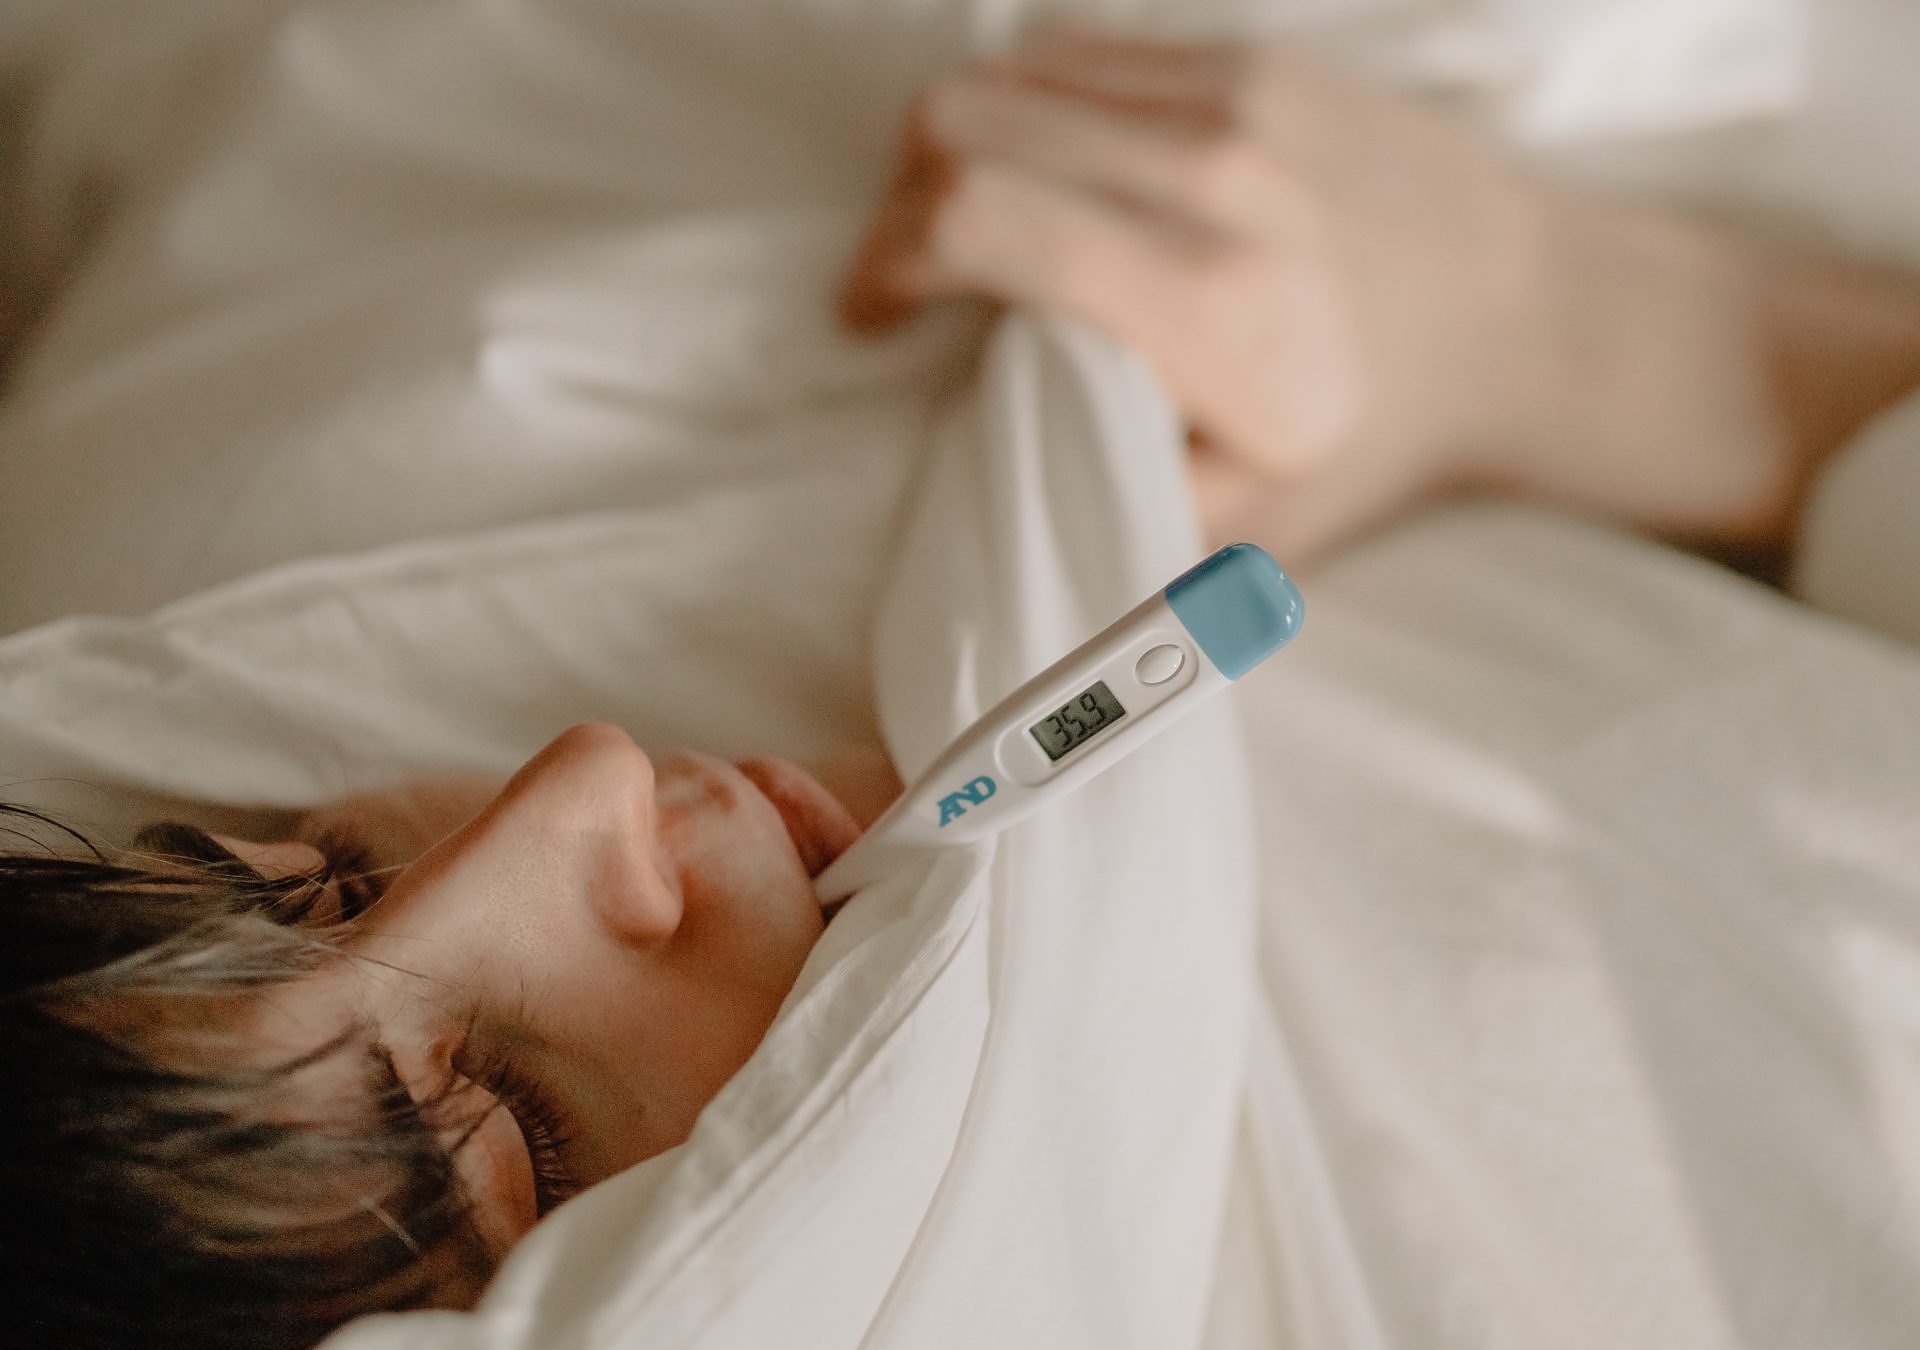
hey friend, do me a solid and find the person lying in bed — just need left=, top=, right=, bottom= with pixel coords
left=5, top=30, right=1918, bottom=1350
left=4, top=732, right=900, bottom=1347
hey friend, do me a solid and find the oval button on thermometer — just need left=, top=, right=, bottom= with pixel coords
left=813, top=542, right=1304, bottom=902
left=1135, top=643, right=1185, bottom=685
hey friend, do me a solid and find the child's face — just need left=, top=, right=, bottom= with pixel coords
left=236, top=724, right=859, bottom=1258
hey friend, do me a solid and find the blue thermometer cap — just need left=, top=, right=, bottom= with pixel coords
left=1163, top=542, right=1304, bottom=679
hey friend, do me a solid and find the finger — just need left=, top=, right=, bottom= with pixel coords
left=839, top=131, right=952, bottom=333
left=1005, top=28, right=1263, bottom=116
left=205, top=834, right=330, bottom=880
left=851, top=152, right=1203, bottom=350
left=921, top=73, right=1290, bottom=239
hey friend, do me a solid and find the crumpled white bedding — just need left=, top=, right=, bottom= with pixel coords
left=1215, top=503, right=1920, bottom=1348
left=0, top=306, right=1259, bottom=1348
left=0, top=0, right=1815, bottom=637
left=4, top=2, right=1920, bottom=1348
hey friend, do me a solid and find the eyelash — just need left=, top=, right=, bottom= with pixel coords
left=463, top=1048, right=583, bottom=1217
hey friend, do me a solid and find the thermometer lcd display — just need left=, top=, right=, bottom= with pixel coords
left=1029, top=680, right=1128, bottom=762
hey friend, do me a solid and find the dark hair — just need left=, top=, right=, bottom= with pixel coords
left=0, top=806, right=492, bottom=1350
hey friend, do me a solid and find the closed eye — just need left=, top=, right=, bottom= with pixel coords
left=460, top=1048, right=584, bottom=1217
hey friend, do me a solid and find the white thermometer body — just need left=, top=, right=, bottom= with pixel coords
left=813, top=542, right=1304, bottom=902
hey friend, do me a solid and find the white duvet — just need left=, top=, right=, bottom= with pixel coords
left=4, top=2, right=1920, bottom=1348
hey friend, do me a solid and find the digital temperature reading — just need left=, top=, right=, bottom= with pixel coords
left=1028, top=680, right=1128, bottom=762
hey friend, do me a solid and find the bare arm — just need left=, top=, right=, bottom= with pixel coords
left=840, top=30, right=1920, bottom=567
left=1506, top=195, right=1920, bottom=564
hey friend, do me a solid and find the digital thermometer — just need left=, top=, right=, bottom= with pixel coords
left=813, top=542, right=1304, bottom=902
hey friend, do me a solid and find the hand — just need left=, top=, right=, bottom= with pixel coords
left=840, top=31, right=1556, bottom=558
left=845, top=31, right=1920, bottom=566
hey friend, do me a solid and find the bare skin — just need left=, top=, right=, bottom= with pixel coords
left=839, top=30, right=1920, bottom=567
left=216, top=731, right=898, bottom=1258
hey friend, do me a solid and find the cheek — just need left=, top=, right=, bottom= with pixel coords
left=658, top=796, right=824, bottom=979
left=658, top=780, right=811, bottom=911
left=678, top=828, right=815, bottom=921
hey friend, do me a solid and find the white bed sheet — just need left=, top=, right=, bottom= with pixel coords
left=1211, top=505, right=1920, bottom=1349
left=4, top=2, right=1920, bottom=1348
left=0, top=0, right=1816, bottom=636
left=0, top=307, right=1259, bottom=1349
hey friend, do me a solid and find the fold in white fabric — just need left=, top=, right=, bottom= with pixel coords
left=1181, top=0, right=1804, bottom=143
left=11, top=3, right=1920, bottom=1349
left=1206, top=502, right=1920, bottom=1349
left=0, top=0, right=1808, bottom=636
left=0, top=313, right=1260, bottom=1350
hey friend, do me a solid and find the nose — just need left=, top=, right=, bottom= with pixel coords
left=475, top=723, right=681, bottom=948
